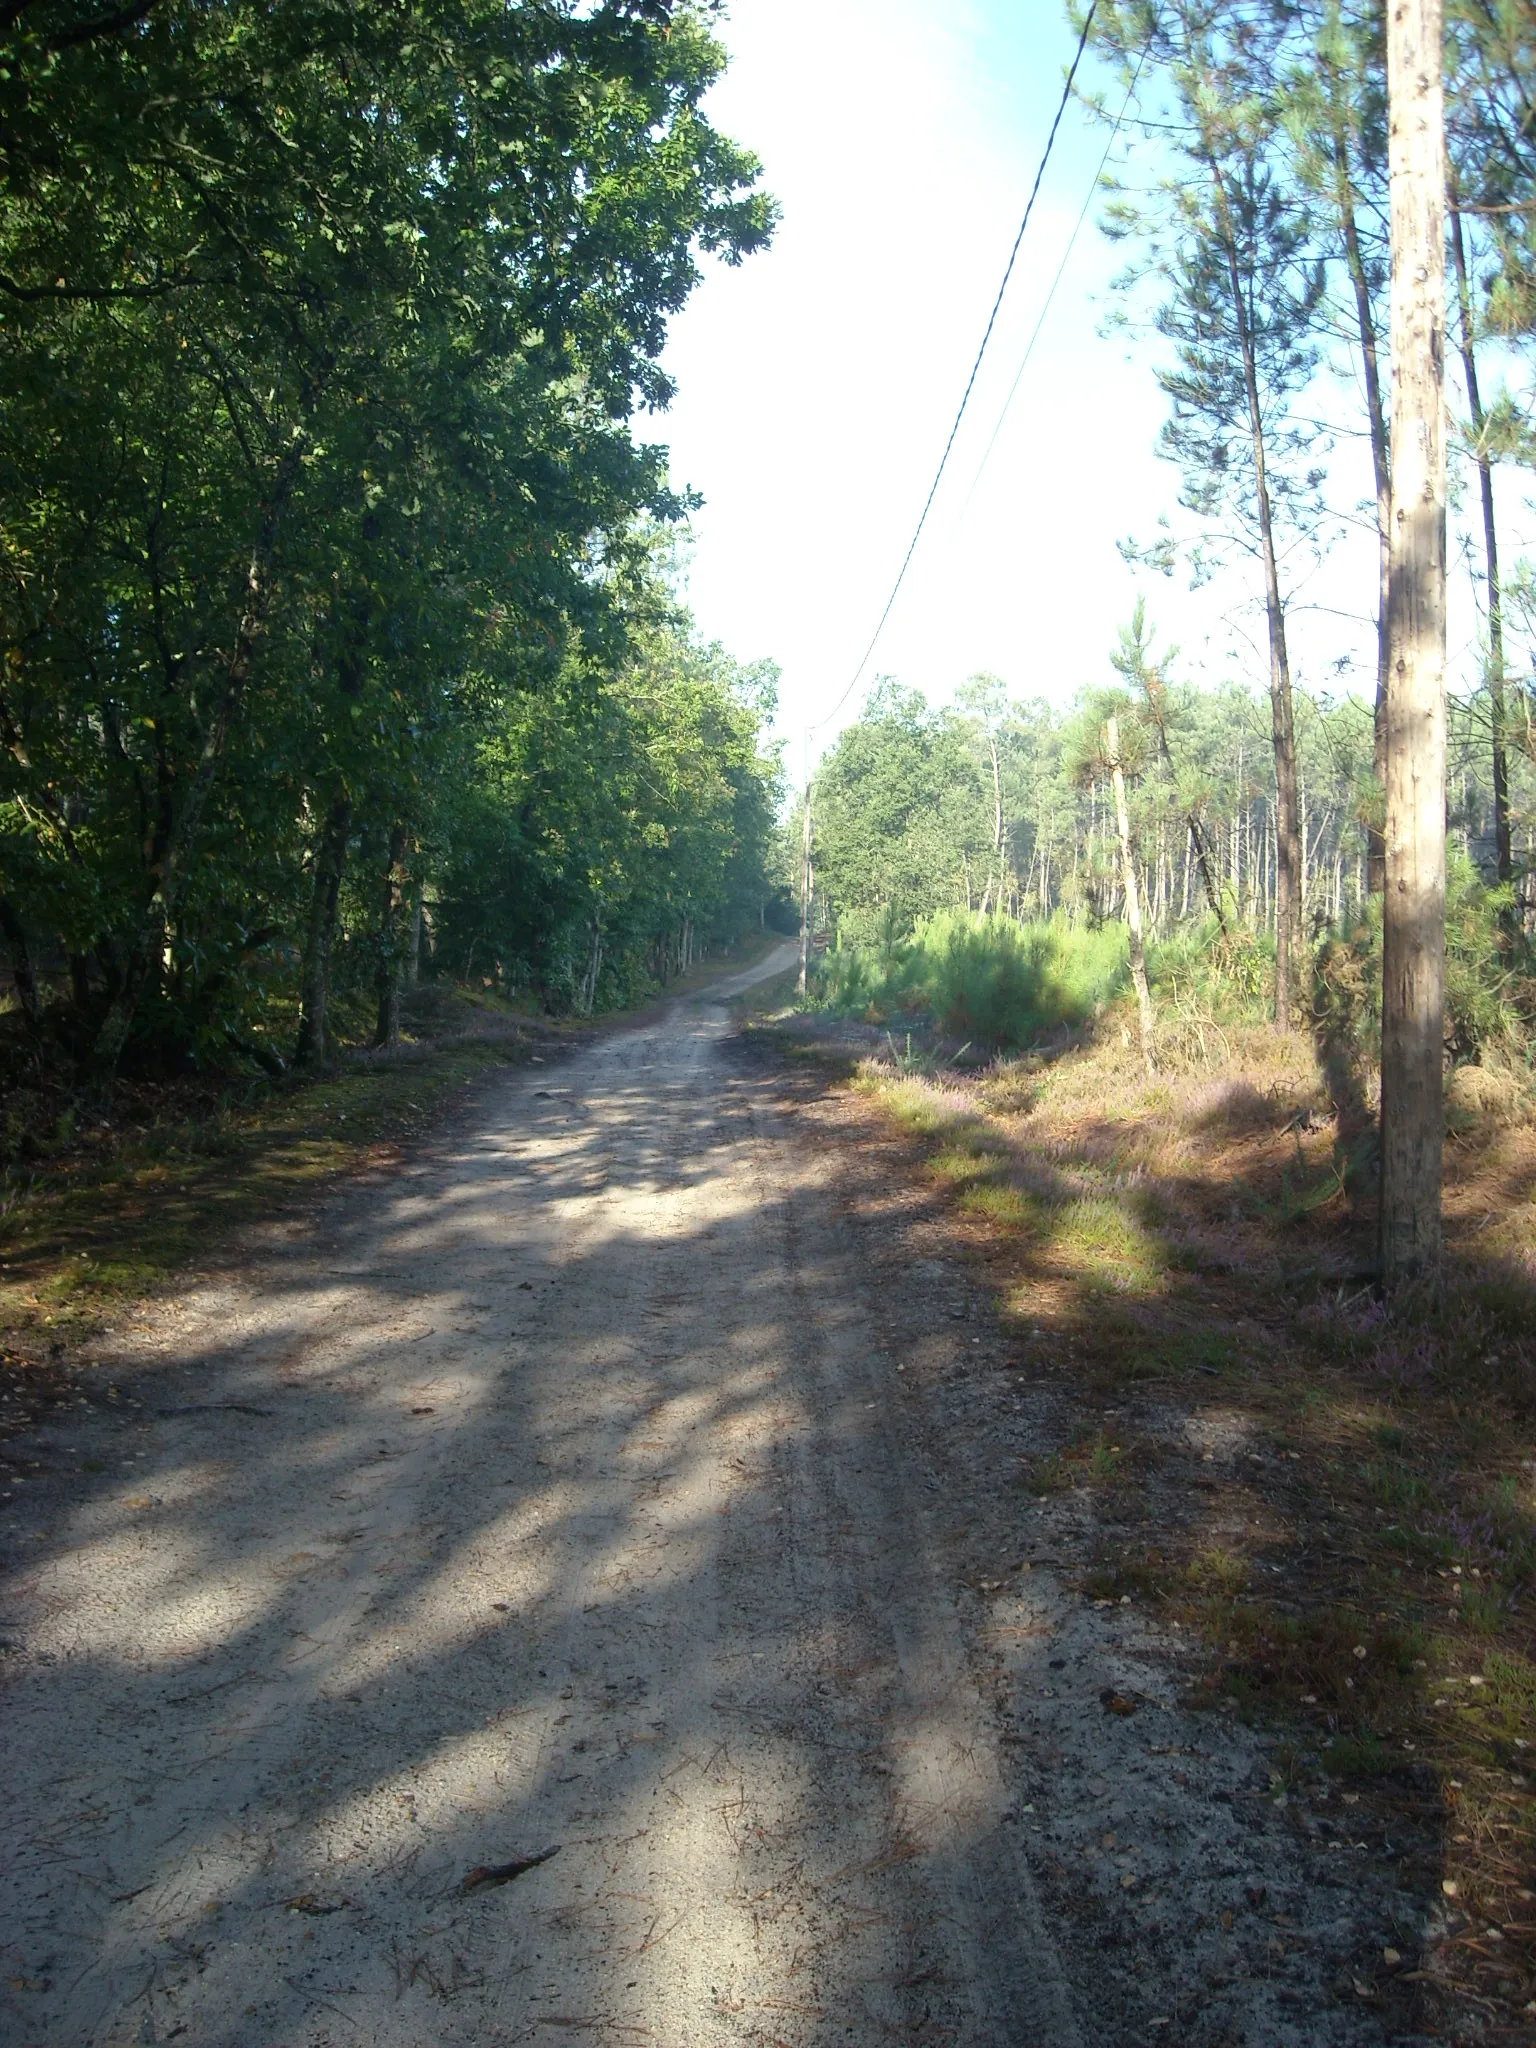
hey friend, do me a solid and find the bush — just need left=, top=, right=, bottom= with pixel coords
left=1312, top=853, right=1535, bottom=1074
left=1148, top=917, right=1275, bottom=1023
left=812, top=911, right=1128, bottom=1049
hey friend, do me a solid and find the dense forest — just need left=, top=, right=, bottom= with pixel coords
left=808, top=648, right=1530, bottom=944
left=0, top=0, right=781, bottom=1085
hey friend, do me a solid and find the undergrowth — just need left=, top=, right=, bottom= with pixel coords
left=769, top=976, right=1536, bottom=2027
left=813, top=910, right=1128, bottom=1049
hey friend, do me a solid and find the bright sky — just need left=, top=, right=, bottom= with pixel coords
left=655, top=0, right=1521, bottom=772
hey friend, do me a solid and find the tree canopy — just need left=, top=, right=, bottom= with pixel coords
left=0, top=0, right=779, bottom=1077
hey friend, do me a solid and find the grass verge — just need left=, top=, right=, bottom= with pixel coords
left=749, top=994, right=1536, bottom=2032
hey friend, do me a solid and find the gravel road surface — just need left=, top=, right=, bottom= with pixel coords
left=1, top=945, right=1081, bottom=2048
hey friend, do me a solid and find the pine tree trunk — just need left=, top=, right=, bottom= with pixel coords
left=372, top=822, right=409, bottom=1050
left=797, top=790, right=812, bottom=1000
left=1449, top=195, right=1513, bottom=888
left=987, top=734, right=1003, bottom=912
left=1327, top=119, right=1392, bottom=895
left=1211, top=167, right=1302, bottom=1019
left=1106, top=718, right=1155, bottom=1077
left=1300, top=778, right=1310, bottom=923
left=294, top=794, right=352, bottom=1069
left=1380, top=0, right=1448, bottom=1290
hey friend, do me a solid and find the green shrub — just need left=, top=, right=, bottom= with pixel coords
left=913, top=911, right=1126, bottom=1044
left=1312, top=853, right=1534, bottom=1070
left=811, top=911, right=1128, bottom=1049
left=1148, top=917, right=1275, bottom=1022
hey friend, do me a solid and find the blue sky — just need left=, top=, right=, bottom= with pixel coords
left=655, top=0, right=1504, bottom=769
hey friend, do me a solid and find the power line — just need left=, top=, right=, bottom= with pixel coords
left=808, top=0, right=1101, bottom=741
left=955, top=40, right=1148, bottom=523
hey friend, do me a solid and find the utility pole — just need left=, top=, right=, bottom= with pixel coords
left=1380, top=0, right=1447, bottom=1290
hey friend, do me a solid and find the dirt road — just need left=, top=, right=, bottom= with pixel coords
left=1, top=945, right=1080, bottom=2048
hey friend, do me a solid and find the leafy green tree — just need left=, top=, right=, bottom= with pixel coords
left=435, top=615, right=781, bottom=1012
left=812, top=683, right=989, bottom=946
left=0, top=0, right=774, bottom=1079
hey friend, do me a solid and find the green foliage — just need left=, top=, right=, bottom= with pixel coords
left=0, top=0, right=778, bottom=1081
left=812, top=683, right=989, bottom=945
left=814, top=911, right=1128, bottom=1050
left=435, top=621, right=781, bottom=1013
left=1149, top=918, right=1277, bottom=1022
left=1311, top=854, right=1535, bottom=1069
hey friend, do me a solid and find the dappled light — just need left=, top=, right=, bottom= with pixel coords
left=2, top=951, right=1081, bottom=2046
left=5, top=0, right=1536, bottom=2040
left=753, top=984, right=1536, bottom=2029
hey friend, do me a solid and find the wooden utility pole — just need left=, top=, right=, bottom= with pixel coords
left=1106, top=716, right=1156, bottom=1078
left=1380, top=0, right=1447, bottom=1290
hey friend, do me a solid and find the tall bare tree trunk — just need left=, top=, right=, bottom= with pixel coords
left=980, top=733, right=1003, bottom=915
left=1209, top=165, right=1302, bottom=1021
left=1106, top=717, right=1156, bottom=1078
left=1380, top=0, right=1448, bottom=1291
left=796, top=786, right=812, bottom=1001
left=1326, top=117, right=1392, bottom=894
left=1448, top=194, right=1513, bottom=888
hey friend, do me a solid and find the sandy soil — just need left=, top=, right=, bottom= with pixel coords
left=1, top=946, right=1089, bottom=2048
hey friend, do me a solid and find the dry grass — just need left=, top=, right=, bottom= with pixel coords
left=820, top=1004, right=1536, bottom=2026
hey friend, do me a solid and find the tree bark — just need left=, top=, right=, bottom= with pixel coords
left=294, top=794, right=352, bottom=1069
left=1106, top=717, right=1156, bottom=1078
left=982, top=733, right=1003, bottom=914
left=797, top=785, right=812, bottom=1000
left=1448, top=194, right=1513, bottom=888
left=1380, top=0, right=1447, bottom=1291
left=372, top=822, right=410, bottom=1050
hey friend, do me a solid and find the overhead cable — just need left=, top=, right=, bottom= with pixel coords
left=955, top=37, right=1149, bottom=522
left=808, top=0, right=1101, bottom=740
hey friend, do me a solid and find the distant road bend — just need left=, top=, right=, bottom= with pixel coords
left=2, top=942, right=1079, bottom=2047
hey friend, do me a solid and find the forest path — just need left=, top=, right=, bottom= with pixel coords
left=2, top=943, right=1078, bottom=2048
